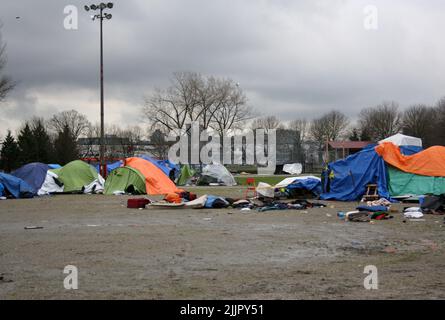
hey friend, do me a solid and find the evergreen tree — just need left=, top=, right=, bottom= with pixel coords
left=54, top=124, right=79, bottom=165
left=349, top=128, right=360, bottom=141
left=17, top=122, right=35, bottom=165
left=30, top=118, right=54, bottom=163
left=360, top=127, right=372, bottom=141
left=0, top=130, right=20, bottom=172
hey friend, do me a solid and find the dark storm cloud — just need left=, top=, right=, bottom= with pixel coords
left=1, top=0, right=445, bottom=135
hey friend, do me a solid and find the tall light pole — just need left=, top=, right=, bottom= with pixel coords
left=84, top=3, right=113, bottom=177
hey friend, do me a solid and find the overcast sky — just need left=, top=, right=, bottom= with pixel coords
left=1, top=0, right=444, bottom=137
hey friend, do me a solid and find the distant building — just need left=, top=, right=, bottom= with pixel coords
left=328, top=141, right=373, bottom=161
left=77, top=135, right=152, bottom=159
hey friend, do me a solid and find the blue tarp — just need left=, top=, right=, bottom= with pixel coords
left=12, top=162, right=49, bottom=194
left=48, top=164, right=62, bottom=169
left=286, top=178, right=323, bottom=195
left=321, top=145, right=389, bottom=201
left=0, top=183, right=4, bottom=197
left=139, top=156, right=180, bottom=178
left=94, top=160, right=123, bottom=175
left=321, top=144, right=423, bottom=201
left=205, top=195, right=229, bottom=208
left=0, top=172, right=34, bottom=199
left=399, top=145, right=423, bottom=156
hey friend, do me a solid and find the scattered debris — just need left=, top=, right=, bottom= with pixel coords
left=403, top=207, right=424, bottom=219
left=24, top=226, right=43, bottom=230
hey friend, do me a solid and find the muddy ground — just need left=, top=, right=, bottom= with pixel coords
left=0, top=186, right=444, bottom=299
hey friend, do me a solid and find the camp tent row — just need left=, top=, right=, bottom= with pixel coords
left=0, top=161, right=103, bottom=199
left=321, top=134, right=445, bottom=201
left=104, top=161, right=236, bottom=195
left=1, top=156, right=238, bottom=199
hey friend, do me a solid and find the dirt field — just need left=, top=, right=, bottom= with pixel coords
left=1, top=186, right=444, bottom=299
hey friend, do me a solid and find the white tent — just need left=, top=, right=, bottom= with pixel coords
left=202, top=163, right=237, bottom=186
left=379, top=133, right=422, bottom=147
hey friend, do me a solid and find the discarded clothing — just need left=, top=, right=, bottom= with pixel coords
left=346, top=211, right=371, bottom=222
left=367, top=198, right=392, bottom=207
left=357, top=205, right=388, bottom=212
left=291, top=199, right=326, bottom=208
left=257, top=203, right=289, bottom=212
left=205, top=195, right=230, bottom=208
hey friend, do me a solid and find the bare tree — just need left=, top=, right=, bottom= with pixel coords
left=149, top=128, right=170, bottom=159
left=0, top=26, right=15, bottom=102
left=47, top=110, right=91, bottom=139
left=309, top=110, right=349, bottom=142
left=251, top=116, right=283, bottom=133
left=119, top=125, right=144, bottom=157
left=434, top=97, right=445, bottom=146
left=358, top=101, right=402, bottom=141
left=288, top=119, right=308, bottom=142
left=309, top=110, right=349, bottom=163
left=288, top=119, right=308, bottom=164
left=210, top=82, right=253, bottom=136
left=402, top=104, right=436, bottom=147
left=142, top=72, right=199, bottom=134
left=143, top=72, right=254, bottom=136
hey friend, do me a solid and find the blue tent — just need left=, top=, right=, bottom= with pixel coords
left=0, top=172, right=34, bottom=198
left=0, top=183, right=4, bottom=197
left=139, top=156, right=180, bottom=178
left=287, top=178, right=323, bottom=195
left=12, top=162, right=49, bottom=194
left=94, top=160, right=123, bottom=175
left=48, top=164, right=62, bottom=169
left=321, top=145, right=423, bottom=201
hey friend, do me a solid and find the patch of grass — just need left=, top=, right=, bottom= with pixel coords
left=235, top=173, right=322, bottom=186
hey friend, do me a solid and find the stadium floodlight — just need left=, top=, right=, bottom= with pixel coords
left=83, top=2, right=114, bottom=178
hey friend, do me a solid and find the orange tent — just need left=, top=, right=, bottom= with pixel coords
left=375, top=142, right=445, bottom=177
left=125, top=157, right=182, bottom=195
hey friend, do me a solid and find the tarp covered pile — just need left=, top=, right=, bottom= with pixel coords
left=256, top=176, right=322, bottom=199
left=0, top=172, right=34, bottom=199
left=322, top=134, right=445, bottom=201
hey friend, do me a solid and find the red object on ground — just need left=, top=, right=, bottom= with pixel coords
left=127, top=198, right=151, bottom=209
left=244, top=177, right=257, bottom=199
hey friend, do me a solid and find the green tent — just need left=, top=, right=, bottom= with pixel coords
left=177, top=164, right=196, bottom=186
left=388, top=166, right=445, bottom=196
left=51, top=160, right=98, bottom=193
left=104, top=166, right=146, bottom=195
